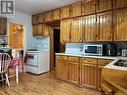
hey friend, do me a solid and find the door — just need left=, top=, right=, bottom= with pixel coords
left=68, top=62, right=79, bottom=84
left=96, top=0, right=112, bottom=12
left=114, top=9, right=127, bottom=41
left=56, top=60, right=68, bottom=81
left=81, top=63, right=98, bottom=88
left=97, top=11, right=113, bottom=41
left=70, top=2, right=82, bottom=17
left=71, top=17, right=83, bottom=42
left=60, top=19, right=71, bottom=43
left=83, top=15, right=97, bottom=41
left=82, top=0, right=96, bottom=15
left=113, top=0, right=127, bottom=9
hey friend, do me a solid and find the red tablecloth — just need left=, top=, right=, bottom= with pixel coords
left=10, top=58, right=22, bottom=68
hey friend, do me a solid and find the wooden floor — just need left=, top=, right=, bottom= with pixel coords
left=0, top=72, right=100, bottom=95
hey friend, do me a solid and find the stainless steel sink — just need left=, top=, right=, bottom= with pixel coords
left=114, top=60, right=127, bottom=67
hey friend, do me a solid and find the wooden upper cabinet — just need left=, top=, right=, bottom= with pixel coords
left=113, top=0, right=127, bottom=9
left=83, top=15, right=97, bottom=41
left=44, top=11, right=53, bottom=22
left=60, top=6, right=70, bottom=19
left=96, top=0, right=112, bottom=12
left=60, top=19, right=71, bottom=43
left=33, top=24, right=50, bottom=36
left=82, top=0, right=96, bottom=15
left=38, top=13, right=44, bottom=24
left=97, top=11, right=113, bottom=41
left=114, top=9, right=127, bottom=41
left=71, top=17, right=83, bottom=42
left=70, top=2, right=82, bottom=17
left=32, top=15, right=38, bottom=25
left=0, top=18, right=7, bottom=35
left=52, top=9, right=60, bottom=20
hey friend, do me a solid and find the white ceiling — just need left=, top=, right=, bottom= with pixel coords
left=15, top=0, right=81, bottom=15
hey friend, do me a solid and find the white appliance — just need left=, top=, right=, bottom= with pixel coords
left=26, top=51, right=50, bottom=74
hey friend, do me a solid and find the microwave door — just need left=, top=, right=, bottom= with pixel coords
left=85, top=46, right=98, bottom=55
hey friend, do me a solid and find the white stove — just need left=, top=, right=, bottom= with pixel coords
left=26, top=50, right=50, bottom=74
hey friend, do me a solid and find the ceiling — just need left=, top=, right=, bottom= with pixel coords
left=15, top=0, right=81, bottom=15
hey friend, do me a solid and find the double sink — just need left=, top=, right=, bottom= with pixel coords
left=114, top=60, right=127, bottom=67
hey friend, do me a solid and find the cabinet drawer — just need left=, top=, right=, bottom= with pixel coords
left=81, top=58, right=97, bottom=65
left=68, top=56, right=79, bottom=62
left=98, top=59, right=112, bottom=66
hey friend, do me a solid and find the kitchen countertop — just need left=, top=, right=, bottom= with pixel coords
left=55, top=53, right=127, bottom=60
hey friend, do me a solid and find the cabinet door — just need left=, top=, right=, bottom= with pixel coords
left=53, top=9, right=60, bottom=20
left=114, top=9, right=127, bottom=41
left=113, top=0, right=127, bottom=9
left=81, top=63, right=98, bottom=89
left=32, top=15, right=38, bottom=25
left=82, top=0, right=96, bottom=15
left=83, top=15, right=97, bottom=41
left=71, top=18, right=83, bottom=42
left=43, top=24, right=50, bottom=36
left=96, top=0, right=112, bottom=12
left=33, top=25, right=38, bottom=36
left=70, top=2, right=82, bottom=17
left=97, top=59, right=112, bottom=90
left=60, top=6, right=70, bottom=19
left=68, top=62, right=79, bottom=84
left=97, top=11, right=113, bottom=41
left=56, top=60, right=68, bottom=81
left=60, top=19, right=71, bottom=43
left=37, top=24, right=43, bottom=36
left=0, top=18, right=7, bottom=35
left=38, top=13, right=44, bottom=23
left=44, top=11, right=53, bottom=22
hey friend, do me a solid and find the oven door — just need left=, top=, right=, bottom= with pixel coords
left=27, top=52, right=38, bottom=66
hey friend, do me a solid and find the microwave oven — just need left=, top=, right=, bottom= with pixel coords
left=83, top=44, right=103, bottom=56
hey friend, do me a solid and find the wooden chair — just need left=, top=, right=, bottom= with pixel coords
left=0, top=53, right=11, bottom=87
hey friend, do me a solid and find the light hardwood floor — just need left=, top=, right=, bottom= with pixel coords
left=0, top=72, right=100, bottom=95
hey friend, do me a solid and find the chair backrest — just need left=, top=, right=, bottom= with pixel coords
left=0, top=53, right=11, bottom=74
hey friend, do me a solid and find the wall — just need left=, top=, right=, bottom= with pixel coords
left=7, top=11, right=34, bottom=51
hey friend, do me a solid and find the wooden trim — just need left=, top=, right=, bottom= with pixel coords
left=50, top=27, right=54, bottom=71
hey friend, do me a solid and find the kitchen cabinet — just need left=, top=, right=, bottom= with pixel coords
left=71, top=17, right=83, bottom=42
left=38, top=13, right=44, bottom=23
left=82, top=0, right=96, bottom=15
left=97, top=11, right=113, bottom=41
left=32, top=15, right=38, bottom=25
left=113, top=0, right=127, bottom=9
left=96, top=0, right=112, bottom=12
left=83, top=15, right=97, bottom=41
left=33, top=24, right=50, bottom=36
left=44, top=11, right=53, bottom=22
left=68, top=56, right=79, bottom=84
left=70, top=2, right=82, bottom=17
left=97, top=59, right=112, bottom=90
left=114, top=9, right=127, bottom=41
left=60, top=6, right=70, bottom=19
left=52, top=9, right=60, bottom=20
left=80, top=58, right=98, bottom=89
left=0, top=18, right=7, bottom=35
left=60, top=19, right=71, bottom=43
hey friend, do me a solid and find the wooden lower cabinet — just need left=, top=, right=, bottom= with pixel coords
left=68, top=62, right=79, bottom=84
left=56, top=59, right=68, bottom=81
left=97, top=59, right=112, bottom=90
left=80, top=58, right=98, bottom=89
left=56, top=55, right=113, bottom=90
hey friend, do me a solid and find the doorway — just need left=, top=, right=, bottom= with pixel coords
left=53, top=28, right=60, bottom=67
